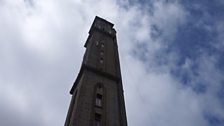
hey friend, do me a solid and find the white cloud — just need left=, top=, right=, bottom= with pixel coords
left=122, top=55, right=208, bottom=126
left=0, top=0, right=223, bottom=126
left=151, top=0, right=188, bottom=41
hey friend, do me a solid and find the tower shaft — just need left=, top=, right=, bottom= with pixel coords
left=65, top=16, right=128, bottom=126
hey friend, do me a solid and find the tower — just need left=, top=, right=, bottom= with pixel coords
left=65, top=16, right=128, bottom=126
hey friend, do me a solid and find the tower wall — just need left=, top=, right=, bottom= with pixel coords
left=65, top=16, right=127, bottom=126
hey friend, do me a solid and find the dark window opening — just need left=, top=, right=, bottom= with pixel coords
left=95, top=113, right=101, bottom=126
left=100, top=51, right=104, bottom=55
left=96, top=41, right=99, bottom=46
left=96, top=94, right=102, bottom=107
left=101, top=43, right=104, bottom=48
left=100, top=58, right=104, bottom=64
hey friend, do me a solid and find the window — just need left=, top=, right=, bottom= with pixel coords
left=96, top=41, right=99, bottom=46
left=100, top=51, right=104, bottom=56
left=98, top=84, right=102, bottom=89
left=100, top=58, right=104, bottom=64
left=95, top=120, right=100, bottom=126
left=101, top=43, right=104, bottom=48
left=95, top=94, right=102, bottom=107
left=95, top=113, right=101, bottom=126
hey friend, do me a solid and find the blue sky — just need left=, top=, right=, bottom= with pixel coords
left=0, top=0, right=224, bottom=126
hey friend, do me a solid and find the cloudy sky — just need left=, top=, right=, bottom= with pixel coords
left=1, top=0, right=224, bottom=126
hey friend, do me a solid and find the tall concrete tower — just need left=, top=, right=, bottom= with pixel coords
left=65, top=16, right=128, bottom=126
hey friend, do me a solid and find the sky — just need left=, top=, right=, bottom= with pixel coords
left=0, top=0, right=224, bottom=126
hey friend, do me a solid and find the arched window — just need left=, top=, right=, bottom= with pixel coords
left=93, top=83, right=105, bottom=126
left=101, top=43, right=104, bottom=48
left=96, top=94, right=102, bottom=107
left=99, top=58, right=104, bottom=64
left=94, top=113, right=101, bottom=126
left=95, top=84, right=103, bottom=107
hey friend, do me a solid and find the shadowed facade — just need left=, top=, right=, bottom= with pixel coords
left=65, top=16, right=128, bottom=126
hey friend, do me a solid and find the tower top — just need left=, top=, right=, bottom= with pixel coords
left=84, top=16, right=116, bottom=47
left=70, top=16, right=120, bottom=94
left=93, top=16, right=114, bottom=27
